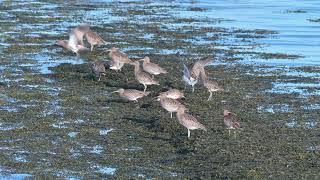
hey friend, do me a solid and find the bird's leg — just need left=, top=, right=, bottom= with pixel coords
left=228, top=129, right=231, bottom=136
left=192, top=85, right=195, bottom=93
left=124, top=74, right=129, bottom=82
left=188, top=129, right=190, bottom=138
left=234, top=131, right=237, bottom=138
left=91, top=44, right=94, bottom=51
left=207, top=91, right=212, bottom=101
left=170, top=112, right=172, bottom=118
left=143, top=84, right=147, bottom=92
left=98, top=75, right=101, bottom=82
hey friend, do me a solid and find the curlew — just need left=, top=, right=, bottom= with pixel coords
left=223, top=109, right=241, bottom=136
left=131, top=61, right=159, bottom=92
left=182, top=58, right=212, bottom=92
left=183, top=64, right=198, bottom=92
left=74, top=24, right=90, bottom=46
left=159, top=89, right=185, bottom=100
left=157, top=94, right=184, bottom=118
left=107, top=60, right=124, bottom=72
left=85, top=30, right=106, bottom=51
left=92, top=61, right=109, bottom=81
left=106, top=47, right=132, bottom=63
left=200, top=71, right=223, bottom=101
left=56, top=28, right=88, bottom=56
left=111, top=88, right=150, bottom=102
left=106, top=47, right=133, bottom=72
left=139, top=56, right=167, bottom=78
left=176, top=105, right=207, bottom=138
left=191, top=57, right=212, bottom=80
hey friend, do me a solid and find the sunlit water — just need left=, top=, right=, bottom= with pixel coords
left=0, top=0, right=320, bottom=178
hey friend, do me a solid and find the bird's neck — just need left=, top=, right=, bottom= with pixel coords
left=177, top=109, right=185, bottom=116
left=134, top=65, right=140, bottom=74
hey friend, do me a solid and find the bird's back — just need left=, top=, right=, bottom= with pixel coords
left=136, top=71, right=158, bottom=85
left=160, top=98, right=182, bottom=111
left=122, top=89, right=148, bottom=100
left=178, top=113, right=207, bottom=131
left=92, top=61, right=106, bottom=74
left=143, top=62, right=167, bottom=74
left=86, top=31, right=105, bottom=45
left=110, top=51, right=132, bottom=64
left=224, top=114, right=240, bottom=129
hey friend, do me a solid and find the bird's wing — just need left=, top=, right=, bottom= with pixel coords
left=231, top=115, right=241, bottom=128
left=183, top=63, right=191, bottom=79
left=68, top=29, right=78, bottom=50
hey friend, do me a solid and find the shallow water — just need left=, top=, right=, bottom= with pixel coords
left=0, top=0, right=320, bottom=179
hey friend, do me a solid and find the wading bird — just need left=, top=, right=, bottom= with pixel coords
left=223, top=109, right=241, bottom=136
left=56, top=28, right=89, bottom=56
left=200, top=71, right=223, bottom=101
left=183, top=58, right=212, bottom=92
left=183, top=63, right=198, bottom=92
left=159, top=89, right=185, bottom=100
left=139, top=56, right=167, bottom=78
left=131, top=61, right=159, bottom=92
left=85, top=30, right=106, bottom=51
left=111, top=88, right=150, bottom=102
left=92, top=61, right=109, bottom=81
left=176, top=105, right=207, bottom=138
left=157, top=94, right=184, bottom=118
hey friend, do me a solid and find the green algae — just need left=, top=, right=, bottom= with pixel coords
left=0, top=0, right=319, bottom=179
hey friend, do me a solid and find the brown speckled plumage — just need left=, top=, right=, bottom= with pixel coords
left=201, top=71, right=223, bottom=101
left=191, top=57, right=212, bottom=81
left=159, top=89, right=184, bottom=100
left=223, top=110, right=240, bottom=129
left=85, top=30, right=106, bottom=51
left=157, top=95, right=184, bottom=118
left=107, top=47, right=132, bottom=64
left=112, top=88, right=150, bottom=102
left=176, top=106, right=207, bottom=138
left=224, top=109, right=241, bottom=136
left=92, top=61, right=109, bottom=81
left=131, top=61, right=159, bottom=92
left=140, top=56, right=167, bottom=77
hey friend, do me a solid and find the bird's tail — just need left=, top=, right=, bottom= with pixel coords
left=161, top=69, right=168, bottom=74
left=154, top=81, right=160, bottom=85
left=200, top=123, right=207, bottom=131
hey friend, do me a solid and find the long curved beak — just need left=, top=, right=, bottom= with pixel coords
left=152, top=96, right=160, bottom=101
left=110, top=91, right=119, bottom=94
